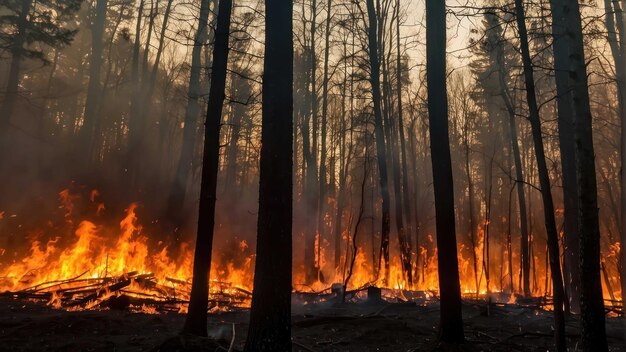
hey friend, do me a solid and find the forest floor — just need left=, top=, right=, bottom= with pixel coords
left=0, top=297, right=624, bottom=352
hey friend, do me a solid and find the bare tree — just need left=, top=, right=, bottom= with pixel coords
left=183, top=0, right=233, bottom=336
left=425, top=0, right=464, bottom=343
left=395, top=0, right=413, bottom=286
left=513, top=0, right=566, bottom=349
left=553, top=0, right=609, bottom=348
left=552, top=0, right=580, bottom=312
left=244, top=0, right=293, bottom=349
left=365, top=0, right=392, bottom=285
left=602, top=0, right=626, bottom=318
left=317, top=0, right=332, bottom=281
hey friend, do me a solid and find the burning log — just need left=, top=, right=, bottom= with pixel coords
left=18, top=270, right=90, bottom=293
left=73, top=274, right=134, bottom=306
left=165, top=277, right=190, bottom=286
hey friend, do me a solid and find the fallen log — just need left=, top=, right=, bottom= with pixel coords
left=72, top=274, right=135, bottom=306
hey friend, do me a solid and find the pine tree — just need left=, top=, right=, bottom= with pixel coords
left=0, top=0, right=81, bottom=138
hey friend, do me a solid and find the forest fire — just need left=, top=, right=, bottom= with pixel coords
left=2, top=189, right=619, bottom=314
left=2, top=0, right=626, bottom=347
left=0, top=190, right=253, bottom=313
left=0, top=190, right=447, bottom=310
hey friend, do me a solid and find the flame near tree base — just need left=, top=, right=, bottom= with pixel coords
left=0, top=188, right=621, bottom=313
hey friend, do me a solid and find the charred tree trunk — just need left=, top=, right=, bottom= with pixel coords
left=561, top=0, right=609, bottom=349
left=425, top=0, right=464, bottom=343
left=513, top=1, right=566, bottom=350
left=550, top=0, right=581, bottom=313
left=366, top=0, right=392, bottom=285
left=243, top=0, right=293, bottom=349
left=603, top=0, right=626, bottom=320
left=182, top=0, right=232, bottom=336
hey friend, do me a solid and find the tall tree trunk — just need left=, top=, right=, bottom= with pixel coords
left=425, top=0, right=464, bottom=343
left=302, top=101, right=318, bottom=283
left=303, top=0, right=320, bottom=283
left=166, top=0, right=213, bottom=228
left=243, top=0, right=293, bottom=348
left=490, top=15, right=531, bottom=296
left=79, top=0, right=107, bottom=167
left=603, top=0, right=626, bottom=321
left=507, top=185, right=515, bottom=292
left=463, top=125, right=479, bottom=294
left=390, top=89, right=411, bottom=284
left=560, top=0, right=609, bottom=349
left=503, top=93, right=530, bottom=297
left=365, top=0, right=392, bottom=285
left=408, top=114, right=421, bottom=282
left=550, top=0, right=581, bottom=313
left=317, top=0, right=332, bottom=279
left=377, top=10, right=399, bottom=266
left=483, top=155, right=494, bottom=295
left=513, top=1, right=566, bottom=350
left=379, top=10, right=408, bottom=283
left=395, top=0, right=413, bottom=286
left=182, top=0, right=232, bottom=336
left=334, top=36, right=350, bottom=270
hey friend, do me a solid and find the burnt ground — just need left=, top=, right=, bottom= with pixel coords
left=0, top=297, right=624, bottom=352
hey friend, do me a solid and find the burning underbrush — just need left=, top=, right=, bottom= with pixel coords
left=0, top=188, right=253, bottom=313
left=0, top=188, right=622, bottom=315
